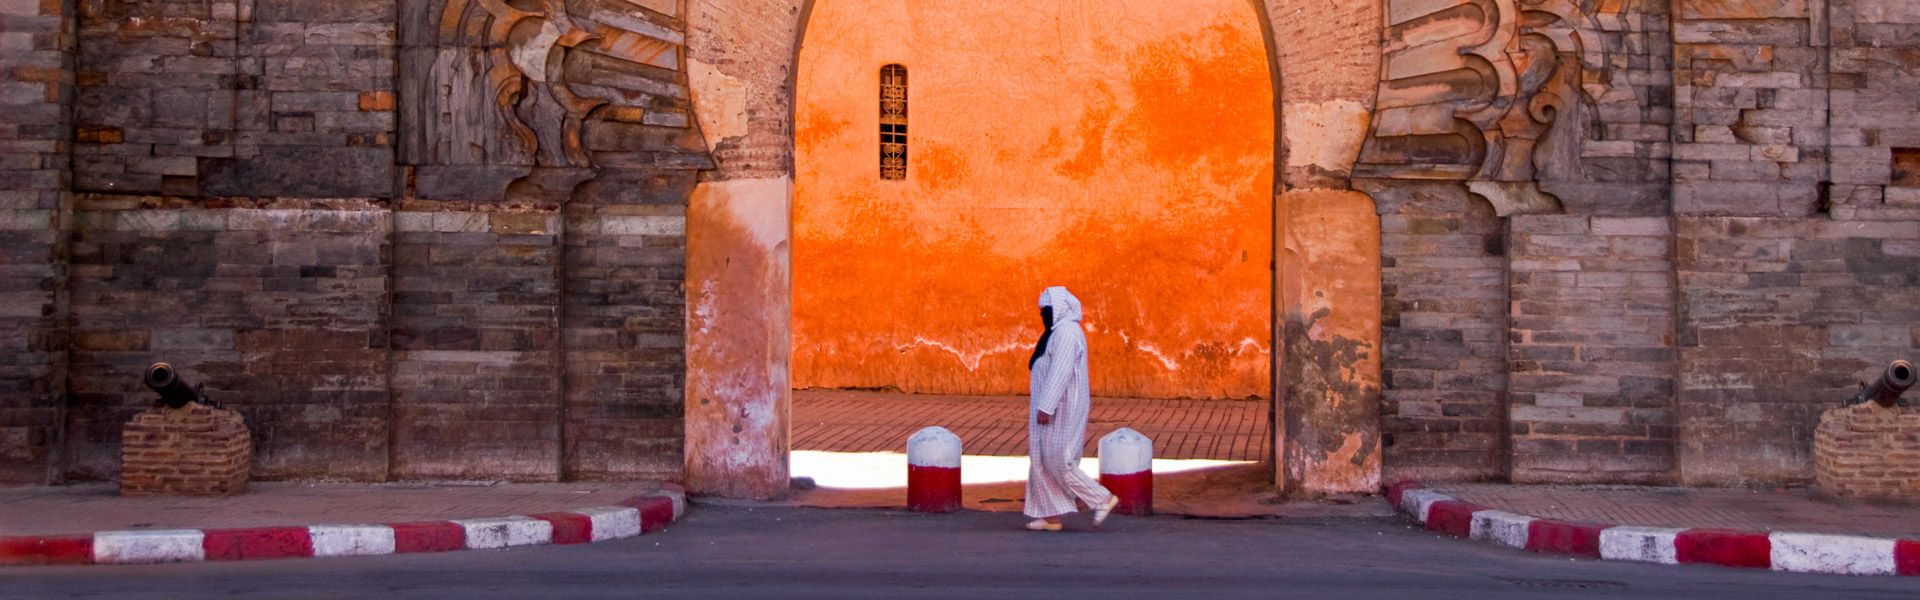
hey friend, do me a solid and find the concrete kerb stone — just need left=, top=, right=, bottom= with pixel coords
left=93, top=530, right=205, bottom=565
left=455, top=516, right=553, bottom=550
left=1398, top=489, right=1456, bottom=524
left=1600, top=526, right=1684, bottom=565
left=1468, top=510, right=1535, bottom=549
left=1389, top=480, right=1920, bottom=577
left=308, top=524, right=397, bottom=557
left=1771, top=532, right=1898, bottom=576
left=0, top=489, right=686, bottom=567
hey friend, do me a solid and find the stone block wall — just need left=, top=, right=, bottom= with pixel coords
left=0, top=0, right=75, bottom=485
left=1669, top=0, right=1920, bottom=486
left=562, top=207, right=688, bottom=480
left=389, top=206, right=562, bottom=480
left=64, top=200, right=391, bottom=481
left=119, top=403, right=251, bottom=496
left=1506, top=216, right=1677, bottom=484
left=72, top=0, right=397, bottom=198
left=1677, top=217, right=1920, bottom=484
left=1372, top=182, right=1509, bottom=483
left=1, top=0, right=698, bottom=485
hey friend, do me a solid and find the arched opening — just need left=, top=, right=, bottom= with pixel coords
left=787, top=0, right=1278, bottom=498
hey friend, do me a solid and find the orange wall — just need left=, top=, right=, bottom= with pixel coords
left=792, top=0, right=1275, bottom=399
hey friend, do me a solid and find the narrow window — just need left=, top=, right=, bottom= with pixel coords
left=880, top=64, right=908, bottom=180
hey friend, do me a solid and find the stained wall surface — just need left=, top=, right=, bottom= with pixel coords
left=791, top=0, right=1276, bottom=400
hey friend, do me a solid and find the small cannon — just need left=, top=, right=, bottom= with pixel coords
left=1847, top=360, right=1916, bottom=408
left=144, top=362, right=211, bottom=409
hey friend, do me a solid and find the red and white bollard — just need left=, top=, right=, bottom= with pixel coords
left=907, top=426, right=962, bottom=513
left=1098, top=428, right=1153, bottom=516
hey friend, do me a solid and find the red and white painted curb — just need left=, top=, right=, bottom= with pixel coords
left=0, top=486, right=686, bottom=567
left=1387, top=481, right=1920, bottom=577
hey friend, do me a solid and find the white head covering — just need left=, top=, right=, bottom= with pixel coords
left=1038, top=286, right=1083, bottom=327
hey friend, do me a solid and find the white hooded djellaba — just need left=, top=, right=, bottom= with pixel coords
left=1025, top=286, right=1114, bottom=519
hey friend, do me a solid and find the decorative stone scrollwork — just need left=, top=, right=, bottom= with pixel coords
left=1358, top=0, right=1622, bottom=214
left=401, top=0, right=706, bottom=203
left=444, top=0, right=608, bottom=167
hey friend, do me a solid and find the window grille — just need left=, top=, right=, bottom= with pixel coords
left=880, top=64, right=908, bottom=180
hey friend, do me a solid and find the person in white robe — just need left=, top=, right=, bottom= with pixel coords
left=1023, top=286, right=1119, bottom=531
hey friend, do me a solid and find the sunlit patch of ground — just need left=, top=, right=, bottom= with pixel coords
left=791, top=451, right=1248, bottom=490
left=784, top=451, right=1391, bottom=519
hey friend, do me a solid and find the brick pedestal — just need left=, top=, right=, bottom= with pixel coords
left=1813, top=403, right=1920, bottom=502
left=120, top=405, right=251, bottom=496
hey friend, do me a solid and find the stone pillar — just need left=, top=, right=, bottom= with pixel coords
left=684, top=178, right=792, bottom=500
left=1278, top=190, right=1384, bottom=496
left=682, top=0, right=807, bottom=500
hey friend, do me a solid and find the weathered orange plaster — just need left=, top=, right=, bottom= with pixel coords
left=792, top=0, right=1276, bottom=399
left=1278, top=189, right=1384, bottom=496
left=685, top=178, right=792, bottom=500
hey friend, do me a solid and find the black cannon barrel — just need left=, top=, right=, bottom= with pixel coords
left=1850, top=360, right=1916, bottom=408
left=143, top=362, right=203, bottom=409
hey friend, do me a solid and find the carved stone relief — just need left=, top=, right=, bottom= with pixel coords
left=399, top=0, right=708, bottom=203
left=1359, top=0, right=1626, bottom=214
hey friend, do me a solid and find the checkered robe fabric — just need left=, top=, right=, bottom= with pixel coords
left=1024, top=286, right=1114, bottom=519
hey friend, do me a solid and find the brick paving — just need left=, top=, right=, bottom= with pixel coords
left=0, top=481, right=663, bottom=537
left=1431, top=483, right=1920, bottom=538
left=793, top=390, right=1268, bottom=461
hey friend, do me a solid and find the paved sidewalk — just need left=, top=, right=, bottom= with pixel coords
left=1429, top=483, right=1920, bottom=538
left=794, top=390, right=1268, bottom=460
left=0, top=481, right=665, bottom=537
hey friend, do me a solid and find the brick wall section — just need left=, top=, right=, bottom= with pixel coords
left=562, top=207, right=687, bottom=480
left=1827, top=0, right=1920, bottom=222
left=72, top=0, right=241, bottom=194
left=119, top=404, right=250, bottom=495
left=1813, top=403, right=1920, bottom=501
left=65, top=202, right=391, bottom=481
left=1370, top=182, right=1510, bottom=482
left=0, top=0, right=75, bottom=484
left=72, top=0, right=396, bottom=198
left=1670, top=0, right=1920, bottom=486
left=203, top=0, right=396, bottom=198
left=390, top=207, right=562, bottom=480
left=1671, top=1, right=1825, bottom=217
left=1677, top=217, right=1920, bottom=485
left=1507, top=216, right=1677, bottom=484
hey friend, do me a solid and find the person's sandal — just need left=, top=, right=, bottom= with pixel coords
left=1092, top=495, right=1121, bottom=527
left=1025, top=519, right=1063, bottom=532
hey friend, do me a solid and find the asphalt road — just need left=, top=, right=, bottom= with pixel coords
left=7, top=504, right=1920, bottom=599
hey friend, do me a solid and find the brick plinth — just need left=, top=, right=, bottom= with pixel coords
left=120, top=405, right=251, bottom=496
left=1814, top=404, right=1920, bottom=502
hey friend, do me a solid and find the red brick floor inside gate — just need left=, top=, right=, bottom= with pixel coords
left=792, top=390, right=1269, bottom=461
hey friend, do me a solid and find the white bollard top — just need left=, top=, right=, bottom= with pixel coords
left=1098, top=427, right=1153, bottom=475
left=907, top=426, right=962, bottom=468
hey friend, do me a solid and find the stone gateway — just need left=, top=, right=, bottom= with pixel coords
left=2, top=0, right=1918, bottom=500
